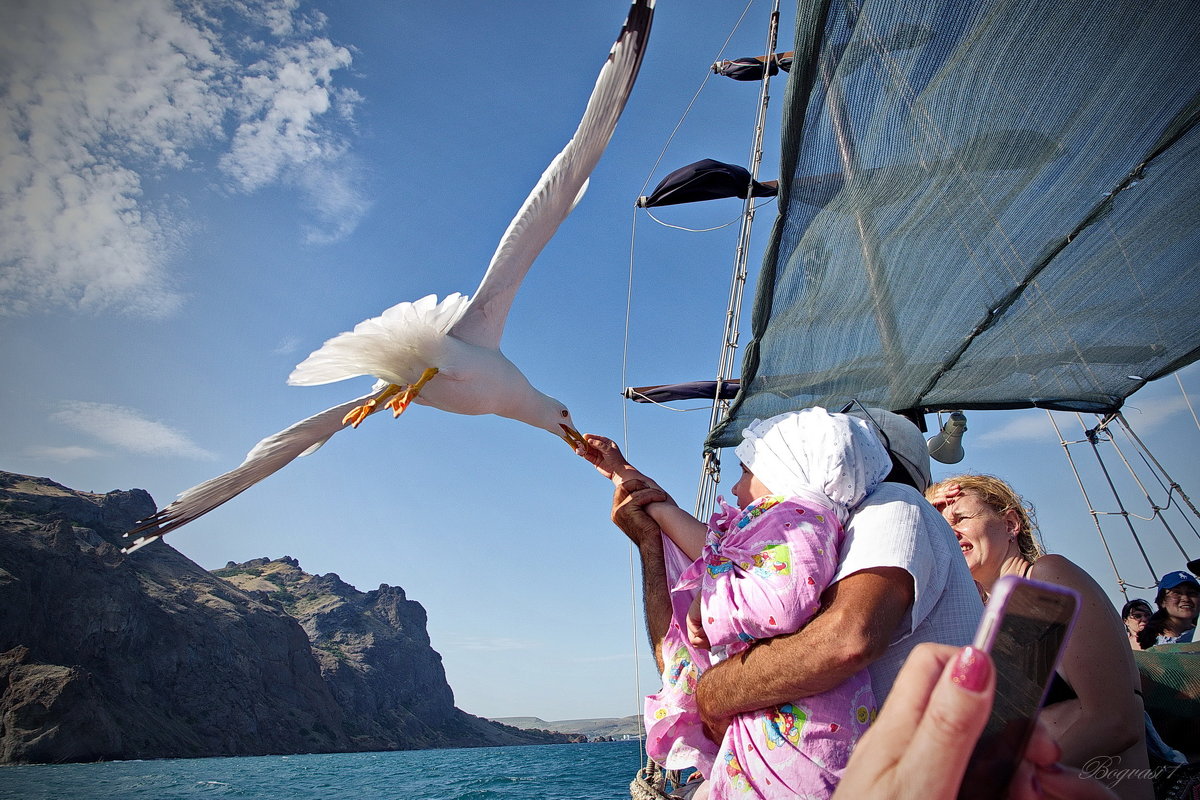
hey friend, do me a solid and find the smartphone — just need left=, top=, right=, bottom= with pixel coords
left=957, top=575, right=1080, bottom=800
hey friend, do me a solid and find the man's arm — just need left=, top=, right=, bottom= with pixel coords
left=695, top=566, right=914, bottom=739
left=610, top=479, right=674, bottom=672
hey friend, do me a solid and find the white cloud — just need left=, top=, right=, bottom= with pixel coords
left=0, top=0, right=368, bottom=317
left=1117, top=395, right=1193, bottom=434
left=220, top=37, right=356, bottom=191
left=296, top=156, right=372, bottom=245
left=51, top=401, right=216, bottom=459
left=25, top=445, right=103, bottom=462
left=273, top=334, right=303, bottom=355
left=975, top=392, right=1196, bottom=448
left=975, top=412, right=1057, bottom=446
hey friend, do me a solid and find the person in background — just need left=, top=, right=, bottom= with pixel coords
left=1137, top=571, right=1198, bottom=648
left=831, top=643, right=1119, bottom=800
left=928, top=476, right=1150, bottom=800
left=1120, top=599, right=1153, bottom=651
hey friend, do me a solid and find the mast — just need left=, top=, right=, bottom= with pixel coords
left=693, top=0, right=782, bottom=517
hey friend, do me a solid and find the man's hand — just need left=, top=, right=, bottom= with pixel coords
left=611, top=478, right=670, bottom=548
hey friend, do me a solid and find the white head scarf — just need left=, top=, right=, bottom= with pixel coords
left=734, top=407, right=893, bottom=525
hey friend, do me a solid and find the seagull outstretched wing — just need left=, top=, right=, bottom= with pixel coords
left=449, top=0, right=655, bottom=349
left=123, top=392, right=376, bottom=552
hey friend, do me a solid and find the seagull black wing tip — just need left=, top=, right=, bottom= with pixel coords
left=610, top=0, right=655, bottom=90
left=615, top=0, right=656, bottom=56
left=122, top=510, right=176, bottom=553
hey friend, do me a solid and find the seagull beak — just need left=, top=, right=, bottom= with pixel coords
left=560, top=424, right=587, bottom=452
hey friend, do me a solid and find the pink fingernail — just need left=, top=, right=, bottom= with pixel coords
left=950, top=646, right=990, bottom=693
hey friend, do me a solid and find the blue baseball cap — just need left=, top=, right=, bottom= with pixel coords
left=1158, top=570, right=1200, bottom=591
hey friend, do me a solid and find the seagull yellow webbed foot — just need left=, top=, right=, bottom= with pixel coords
left=342, top=383, right=404, bottom=428
left=385, top=367, right=440, bottom=418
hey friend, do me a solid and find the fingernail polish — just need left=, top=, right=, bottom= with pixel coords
left=950, top=646, right=990, bottom=693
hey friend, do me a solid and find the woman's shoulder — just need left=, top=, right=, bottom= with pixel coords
left=1028, top=555, right=1130, bottom=641
left=1027, top=554, right=1107, bottom=597
left=1028, top=553, right=1081, bottom=579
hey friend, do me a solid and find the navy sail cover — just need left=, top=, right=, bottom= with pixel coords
left=708, top=0, right=1200, bottom=447
left=637, top=159, right=778, bottom=208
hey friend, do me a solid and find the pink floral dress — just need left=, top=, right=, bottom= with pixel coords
left=645, top=496, right=876, bottom=800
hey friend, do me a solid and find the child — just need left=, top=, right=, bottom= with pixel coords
left=581, top=408, right=892, bottom=799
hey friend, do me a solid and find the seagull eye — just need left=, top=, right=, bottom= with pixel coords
left=561, top=409, right=569, bottom=417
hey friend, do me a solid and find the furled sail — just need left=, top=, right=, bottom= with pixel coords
left=712, top=51, right=794, bottom=81
left=623, top=380, right=740, bottom=403
left=708, top=0, right=1200, bottom=448
left=636, top=159, right=777, bottom=208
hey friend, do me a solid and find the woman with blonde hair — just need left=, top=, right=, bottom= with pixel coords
left=927, top=475, right=1151, bottom=800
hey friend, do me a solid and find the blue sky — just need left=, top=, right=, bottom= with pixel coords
left=2, top=0, right=1197, bottom=723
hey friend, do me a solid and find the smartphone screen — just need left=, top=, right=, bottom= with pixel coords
left=958, top=576, right=1079, bottom=800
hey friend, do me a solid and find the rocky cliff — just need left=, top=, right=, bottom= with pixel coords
left=212, top=556, right=560, bottom=751
left=0, top=471, right=566, bottom=763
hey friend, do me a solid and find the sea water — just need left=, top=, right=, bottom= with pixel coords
left=0, top=739, right=647, bottom=800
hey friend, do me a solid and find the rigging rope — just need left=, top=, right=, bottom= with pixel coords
left=621, top=204, right=651, bottom=768
left=632, top=0, right=758, bottom=200
left=1075, top=412, right=1157, bottom=580
left=1050, top=407, right=1199, bottom=596
left=630, top=757, right=683, bottom=800
left=1115, top=412, right=1200, bottom=522
left=622, top=390, right=719, bottom=414
left=1177, top=372, right=1200, bottom=433
left=1112, top=417, right=1200, bottom=546
left=641, top=194, right=776, bottom=233
left=622, top=2, right=771, bottom=792
left=1102, top=416, right=1194, bottom=559
left=1047, top=411, right=1133, bottom=599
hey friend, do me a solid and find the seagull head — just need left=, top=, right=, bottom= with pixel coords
left=522, top=393, right=584, bottom=451
left=554, top=406, right=586, bottom=452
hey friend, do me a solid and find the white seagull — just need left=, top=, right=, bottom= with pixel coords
left=124, top=0, right=655, bottom=553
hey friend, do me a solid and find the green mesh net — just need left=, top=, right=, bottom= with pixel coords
left=711, top=0, right=1200, bottom=446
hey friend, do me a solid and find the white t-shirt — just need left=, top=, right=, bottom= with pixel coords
left=834, top=482, right=983, bottom=699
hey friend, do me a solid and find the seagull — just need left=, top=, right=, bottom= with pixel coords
left=124, top=0, right=655, bottom=553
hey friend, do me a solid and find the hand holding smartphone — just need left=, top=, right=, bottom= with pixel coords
left=958, top=575, right=1080, bottom=800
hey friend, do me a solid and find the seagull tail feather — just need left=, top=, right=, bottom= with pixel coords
left=288, top=294, right=470, bottom=386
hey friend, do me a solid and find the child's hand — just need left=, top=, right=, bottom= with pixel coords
left=574, top=433, right=617, bottom=476
left=686, top=594, right=711, bottom=650
left=578, top=434, right=641, bottom=486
